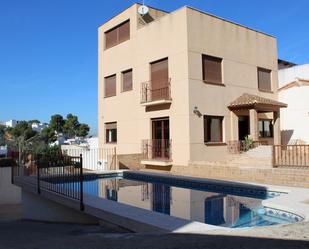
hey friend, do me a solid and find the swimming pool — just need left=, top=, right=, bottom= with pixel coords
left=53, top=172, right=303, bottom=228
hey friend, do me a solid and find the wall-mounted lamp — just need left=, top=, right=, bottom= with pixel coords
left=193, top=106, right=202, bottom=118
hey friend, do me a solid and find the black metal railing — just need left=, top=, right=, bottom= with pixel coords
left=12, top=151, right=84, bottom=210
left=141, top=79, right=171, bottom=104
left=11, top=147, right=118, bottom=211
left=142, top=139, right=172, bottom=161
left=37, top=153, right=84, bottom=210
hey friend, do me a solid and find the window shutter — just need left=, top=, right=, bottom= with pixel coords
left=118, top=21, right=130, bottom=43
left=258, top=68, right=271, bottom=92
left=105, top=122, right=117, bottom=130
left=105, top=20, right=130, bottom=49
left=105, top=75, right=116, bottom=97
left=202, top=55, right=222, bottom=84
left=151, top=58, right=169, bottom=86
left=105, top=28, right=118, bottom=49
left=122, top=69, right=133, bottom=91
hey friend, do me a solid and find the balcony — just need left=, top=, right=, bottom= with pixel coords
left=140, top=79, right=172, bottom=107
left=141, top=139, right=172, bottom=166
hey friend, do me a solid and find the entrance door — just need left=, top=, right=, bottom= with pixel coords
left=238, top=116, right=249, bottom=140
left=152, top=118, right=170, bottom=159
left=150, top=58, right=169, bottom=101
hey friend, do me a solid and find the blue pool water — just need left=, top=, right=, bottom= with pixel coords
left=53, top=173, right=302, bottom=228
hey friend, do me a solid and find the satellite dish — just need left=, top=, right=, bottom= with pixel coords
left=138, top=5, right=149, bottom=15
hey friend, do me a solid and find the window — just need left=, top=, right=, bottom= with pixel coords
left=258, top=67, right=272, bottom=92
left=104, top=74, right=116, bottom=97
left=204, top=116, right=223, bottom=143
left=150, top=58, right=169, bottom=100
left=151, top=58, right=169, bottom=84
left=105, top=122, right=117, bottom=143
left=105, top=20, right=130, bottom=49
left=122, top=69, right=133, bottom=92
left=259, top=119, right=273, bottom=138
left=202, top=55, right=223, bottom=84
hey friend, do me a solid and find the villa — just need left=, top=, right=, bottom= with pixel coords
left=98, top=4, right=287, bottom=170
left=5, top=3, right=309, bottom=240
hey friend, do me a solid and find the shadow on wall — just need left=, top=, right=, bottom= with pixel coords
left=281, top=130, right=294, bottom=145
left=118, top=154, right=145, bottom=170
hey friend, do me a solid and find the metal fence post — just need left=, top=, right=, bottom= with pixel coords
left=79, top=154, right=84, bottom=211
left=11, top=164, right=14, bottom=184
left=37, top=164, right=41, bottom=194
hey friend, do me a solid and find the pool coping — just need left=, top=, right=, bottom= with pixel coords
left=14, top=170, right=309, bottom=234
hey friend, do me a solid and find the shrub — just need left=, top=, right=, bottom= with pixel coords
left=242, top=136, right=254, bottom=152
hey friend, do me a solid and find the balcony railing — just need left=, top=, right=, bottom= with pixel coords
left=141, top=79, right=171, bottom=104
left=142, top=139, right=172, bottom=161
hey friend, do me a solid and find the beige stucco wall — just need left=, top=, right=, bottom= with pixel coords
left=186, top=7, right=279, bottom=162
left=98, top=5, right=280, bottom=167
left=98, top=4, right=191, bottom=166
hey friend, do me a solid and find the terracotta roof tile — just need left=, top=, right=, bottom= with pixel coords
left=228, top=93, right=287, bottom=109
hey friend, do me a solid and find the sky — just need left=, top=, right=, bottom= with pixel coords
left=1, top=0, right=309, bottom=135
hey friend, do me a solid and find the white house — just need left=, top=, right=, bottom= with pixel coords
left=0, top=119, right=19, bottom=128
left=0, top=145, right=7, bottom=157
left=278, top=64, right=309, bottom=144
left=31, top=122, right=48, bottom=132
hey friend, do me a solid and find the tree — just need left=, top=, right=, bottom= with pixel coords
left=8, top=121, right=38, bottom=163
left=40, top=127, right=57, bottom=144
left=76, top=123, right=90, bottom=137
left=63, top=114, right=79, bottom=138
left=11, top=121, right=37, bottom=141
left=28, top=120, right=40, bottom=125
left=0, top=125, right=6, bottom=146
left=49, top=114, right=64, bottom=133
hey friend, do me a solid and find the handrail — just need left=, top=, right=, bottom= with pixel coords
left=141, top=78, right=171, bottom=103
left=142, top=139, right=172, bottom=161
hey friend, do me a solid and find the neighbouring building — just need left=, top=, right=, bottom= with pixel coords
left=98, top=4, right=287, bottom=169
left=0, top=119, right=19, bottom=128
left=278, top=59, right=296, bottom=70
left=278, top=63, right=309, bottom=144
left=0, top=145, right=7, bottom=158
left=31, top=122, right=48, bottom=132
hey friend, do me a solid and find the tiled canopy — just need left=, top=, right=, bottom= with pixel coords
left=228, top=93, right=287, bottom=110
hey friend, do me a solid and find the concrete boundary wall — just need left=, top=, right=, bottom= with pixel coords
left=0, top=167, right=21, bottom=205
left=22, top=190, right=98, bottom=224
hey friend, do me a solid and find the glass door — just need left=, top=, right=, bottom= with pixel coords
left=152, top=118, right=170, bottom=159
